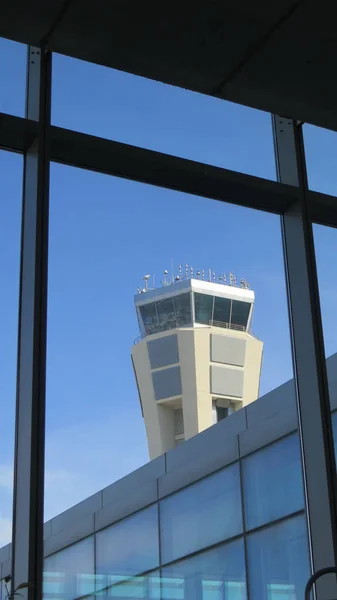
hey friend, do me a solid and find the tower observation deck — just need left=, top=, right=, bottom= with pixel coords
left=131, top=267, right=263, bottom=460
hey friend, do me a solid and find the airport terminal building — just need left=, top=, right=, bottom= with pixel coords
left=2, top=355, right=337, bottom=599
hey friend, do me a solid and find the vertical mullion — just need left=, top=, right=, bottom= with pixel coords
left=11, top=46, right=51, bottom=600
left=273, top=114, right=337, bottom=599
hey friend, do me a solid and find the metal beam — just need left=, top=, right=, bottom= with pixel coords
left=273, top=114, right=337, bottom=599
left=11, top=47, right=51, bottom=600
left=2, top=112, right=337, bottom=227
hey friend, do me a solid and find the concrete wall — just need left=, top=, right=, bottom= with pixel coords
left=132, top=325, right=263, bottom=459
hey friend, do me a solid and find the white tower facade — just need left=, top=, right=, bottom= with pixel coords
left=131, top=272, right=263, bottom=460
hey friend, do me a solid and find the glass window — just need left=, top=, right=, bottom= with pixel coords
left=160, top=464, right=242, bottom=563
left=0, top=37, right=26, bottom=117
left=242, top=434, right=304, bottom=531
left=95, top=572, right=160, bottom=599
left=230, top=301, right=251, bottom=328
left=0, top=151, right=23, bottom=549
left=96, top=505, right=159, bottom=584
left=52, top=54, right=275, bottom=179
left=247, top=515, right=310, bottom=600
left=43, top=537, right=95, bottom=600
left=161, top=538, right=246, bottom=600
left=157, top=298, right=176, bottom=331
left=194, top=293, right=213, bottom=325
left=173, top=293, right=192, bottom=327
left=140, top=303, right=159, bottom=335
left=213, top=296, right=231, bottom=325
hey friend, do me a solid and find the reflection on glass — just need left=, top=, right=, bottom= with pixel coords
left=139, top=294, right=192, bottom=336
left=95, top=572, right=160, bottom=599
left=160, top=464, right=242, bottom=563
left=174, top=293, right=192, bottom=327
left=43, top=537, right=95, bottom=600
left=96, top=505, right=159, bottom=585
left=242, top=434, right=304, bottom=530
left=230, top=301, right=251, bottom=328
left=157, top=298, right=176, bottom=331
left=213, top=296, right=231, bottom=325
left=162, top=539, right=246, bottom=600
left=194, top=293, right=213, bottom=325
left=139, top=303, right=159, bottom=335
left=247, top=515, right=310, bottom=600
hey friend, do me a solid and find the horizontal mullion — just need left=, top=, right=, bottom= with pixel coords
left=2, top=112, right=337, bottom=226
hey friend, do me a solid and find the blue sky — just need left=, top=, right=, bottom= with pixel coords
left=1, top=38, right=337, bottom=546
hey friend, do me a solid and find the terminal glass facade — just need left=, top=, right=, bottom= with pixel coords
left=38, top=432, right=310, bottom=600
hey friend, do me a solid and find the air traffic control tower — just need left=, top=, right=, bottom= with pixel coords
left=131, top=266, right=263, bottom=460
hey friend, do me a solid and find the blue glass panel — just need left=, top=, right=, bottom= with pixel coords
left=43, top=537, right=94, bottom=600
left=96, top=505, right=159, bottom=583
left=95, top=572, right=159, bottom=599
left=247, top=515, right=310, bottom=600
left=242, top=434, right=304, bottom=530
left=160, top=464, right=242, bottom=563
left=161, top=539, right=246, bottom=600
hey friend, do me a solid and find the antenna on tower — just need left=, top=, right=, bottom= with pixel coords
left=190, top=266, right=194, bottom=278
left=143, top=274, right=150, bottom=291
left=163, top=270, right=168, bottom=285
left=185, top=264, right=189, bottom=279
left=212, top=272, right=216, bottom=282
left=178, top=264, right=182, bottom=280
left=223, top=274, right=227, bottom=285
left=219, top=275, right=223, bottom=283
left=197, top=270, right=201, bottom=279
left=202, top=269, right=205, bottom=280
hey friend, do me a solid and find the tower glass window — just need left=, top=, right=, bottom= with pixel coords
left=213, top=296, right=231, bottom=324
left=231, top=301, right=251, bottom=328
left=194, top=293, right=214, bottom=325
left=139, top=302, right=159, bottom=335
left=173, top=293, right=192, bottom=327
left=157, top=298, right=176, bottom=331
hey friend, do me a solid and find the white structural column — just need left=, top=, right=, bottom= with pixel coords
left=273, top=115, right=337, bottom=599
left=11, top=47, right=51, bottom=600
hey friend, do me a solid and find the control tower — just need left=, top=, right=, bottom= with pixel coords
left=131, top=267, right=263, bottom=460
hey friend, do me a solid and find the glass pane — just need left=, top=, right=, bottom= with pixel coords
left=0, top=37, right=26, bottom=117
left=161, top=538, right=246, bottom=600
left=194, top=293, right=213, bottom=325
left=52, top=54, right=275, bottom=179
left=173, top=294, right=191, bottom=327
left=45, top=164, right=293, bottom=518
left=160, top=464, right=242, bottom=563
left=140, top=303, right=160, bottom=336
left=43, top=537, right=95, bottom=600
left=303, top=124, right=337, bottom=195
left=213, top=296, right=231, bottom=325
left=247, top=515, right=310, bottom=600
left=157, top=298, right=176, bottom=331
left=230, top=301, right=251, bottom=328
left=242, top=434, right=304, bottom=530
left=96, top=505, right=159, bottom=582
left=0, top=151, right=23, bottom=549
left=95, top=572, right=159, bottom=599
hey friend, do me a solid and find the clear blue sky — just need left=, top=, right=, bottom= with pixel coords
left=1, top=37, right=337, bottom=546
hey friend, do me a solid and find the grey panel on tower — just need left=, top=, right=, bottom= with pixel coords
left=210, top=365, right=244, bottom=398
left=147, top=335, right=179, bottom=369
left=152, top=366, right=182, bottom=400
left=211, top=334, right=246, bottom=367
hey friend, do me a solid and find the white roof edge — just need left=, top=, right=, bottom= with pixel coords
left=134, top=278, right=254, bottom=306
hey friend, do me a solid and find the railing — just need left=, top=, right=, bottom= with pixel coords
left=209, top=320, right=247, bottom=332
left=134, top=319, right=258, bottom=344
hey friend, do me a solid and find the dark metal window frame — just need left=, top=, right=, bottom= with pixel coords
left=1, top=46, right=337, bottom=600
